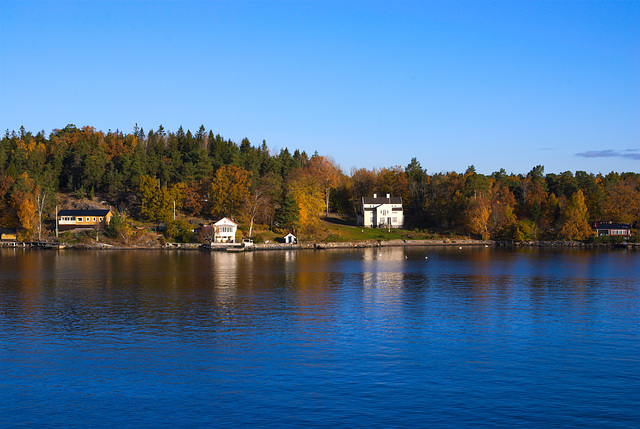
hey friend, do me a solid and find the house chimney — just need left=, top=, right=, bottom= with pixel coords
left=386, top=194, right=390, bottom=199
left=373, top=193, right=377, bottom=198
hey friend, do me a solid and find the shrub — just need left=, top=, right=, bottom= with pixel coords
left=587, top=235, right=626, bottom=245
left=107, top=211, right=132, bottom=244
left=165, top=220, right=194, bottom=243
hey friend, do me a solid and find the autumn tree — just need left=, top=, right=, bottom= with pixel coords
left=139, top=175, right=186, bottom=223
left=376, top=166, right=409, bottom=203
left=243, top=172, right=281, bottom=236
left=182, top=178, right=210, bottom=216
left=11, top=172, right=38, bottom=239
left=487, top=182, right=517, bottom=240
left=307, top=154, right=341, bottom=218
left=601, top=178, right=640, bottom=224
left=559, top=190, right=592, bottom=240
left=210, top=165, right=251, bottom=219
left=349, top=167, right=377, bottom=214
left=286, top=167, right=324, bottom=232
left=467, top=193, right=490, bottom=239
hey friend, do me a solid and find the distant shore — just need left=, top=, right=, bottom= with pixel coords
left=5, top=238, right=635, bottom=251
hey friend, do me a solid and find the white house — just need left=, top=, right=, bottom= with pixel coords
left=284, top=233, right=297, bottom=244
left=213, top=217, right=238, bottom=243
left=357, top=194, right=404, bottom=228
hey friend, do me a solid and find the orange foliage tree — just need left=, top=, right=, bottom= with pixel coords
left=601, top=178, right=640, bottom=224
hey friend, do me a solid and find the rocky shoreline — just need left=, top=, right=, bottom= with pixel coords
left=4, top=238, right=637, bottom=251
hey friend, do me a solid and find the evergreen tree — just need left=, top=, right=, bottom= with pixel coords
left=275, top=192, right=300, bottom=233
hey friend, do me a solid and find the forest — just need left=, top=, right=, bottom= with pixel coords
left=1, top=124, right=639, bottom=243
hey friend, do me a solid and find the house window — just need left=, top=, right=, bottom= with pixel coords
left=85, top=217, right=89, bottom=222
left=99, top=217, right=103, bottom=222
left=78, top=218, right=83, bottom=222
left=392, top=217, right=397, bottom=223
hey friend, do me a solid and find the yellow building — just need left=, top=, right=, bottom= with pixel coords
left=57, top=209, right=113, bottom=231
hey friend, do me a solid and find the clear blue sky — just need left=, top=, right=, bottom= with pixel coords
left=1, top=0, right=638, bottom=175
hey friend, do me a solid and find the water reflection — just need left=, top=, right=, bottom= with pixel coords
left=1, top=247, right=639, bottom=428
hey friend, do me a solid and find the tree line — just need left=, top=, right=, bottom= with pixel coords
left=1, top=125, right=639, bottom=241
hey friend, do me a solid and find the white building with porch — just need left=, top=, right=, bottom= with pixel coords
left=213, top=217, right=238, bottom=243
left=357, top=194, right=404, bottom=228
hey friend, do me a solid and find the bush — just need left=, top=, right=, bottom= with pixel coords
left=107, top=211, right=132, bottom=243
left=587, top=235, right=626, bottom=245
left=165, top=220, right=194, bottom=243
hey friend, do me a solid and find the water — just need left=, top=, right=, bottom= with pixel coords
left=0, top=247, right=638, bottom=428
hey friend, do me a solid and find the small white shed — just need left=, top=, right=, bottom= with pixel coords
left=284, top=233, right=297, bottom=244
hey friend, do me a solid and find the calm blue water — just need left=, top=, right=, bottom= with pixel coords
left=0, top=247, right=638, bottom=428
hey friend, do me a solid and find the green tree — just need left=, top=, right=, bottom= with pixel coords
left=107, top=211, right=133, bottom=244
left=275, top=192, right=300, bottom=233
left=165, top=219, right=194, bottom=242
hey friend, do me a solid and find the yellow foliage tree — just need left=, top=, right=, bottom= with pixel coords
left=210, top=165, right=251, bottom=219
left=601, top=179, right=640, bottom=224
left=11, top=173, right=38, bottom=238
left=139, top=176, right=186, bottom=222
left=287, top=168, right=324, bottom=232
left=559, top=190, right=592, bottom=240
left=308, top=154, right=341, bottom=218
left=467, top=194, right=490, bottom=240
left=487, top=182, right=517, bottom=240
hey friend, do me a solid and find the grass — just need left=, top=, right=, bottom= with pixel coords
left=259, top=219, right=444, bottom=243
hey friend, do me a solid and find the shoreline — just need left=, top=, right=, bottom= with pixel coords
left=4, top=238, right=637, bottom=251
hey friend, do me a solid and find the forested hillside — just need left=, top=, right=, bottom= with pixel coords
left=1, top=125, right=639, bottom=242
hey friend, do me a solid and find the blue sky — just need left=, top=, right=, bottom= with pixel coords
left=1, top=0, right=638, bottom=175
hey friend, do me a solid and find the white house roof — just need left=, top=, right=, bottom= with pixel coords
left=284, top=233, right=296, bottom=238
left=362, top=196, right=402, bottom=205
left=214, top=217, right=238, bottom=226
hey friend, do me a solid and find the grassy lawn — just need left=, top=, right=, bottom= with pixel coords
left=245, top=217, right=450, bottom=243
